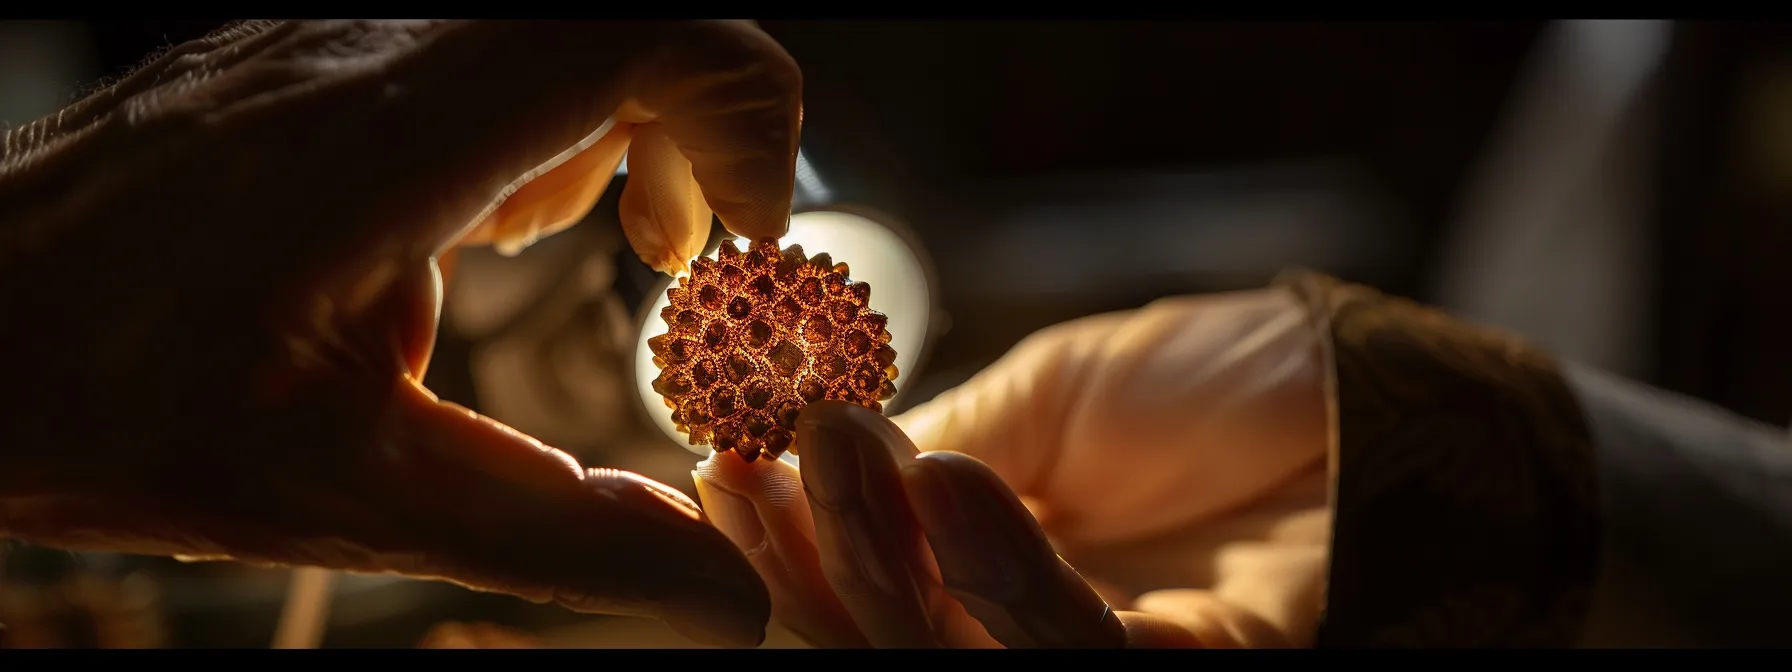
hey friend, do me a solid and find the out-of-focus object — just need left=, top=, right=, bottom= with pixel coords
left=1431, top=19, right=1672, bottom=378
left=270, top=567, right=335, bottom=649
left=894, top=162, right=1405, bottom=401
left=939, top=162, right=1406, bottom=300
left=632, top=208, right=940, bottom=463
left=418, top=621, right=543, bottom=649
left=449, top=223, right=640, bottom=458
left=0, top=570, right=167, bottom=648
left=647, top=238, right=900, bottom=462
left=0, top=21, right=96, bottom=125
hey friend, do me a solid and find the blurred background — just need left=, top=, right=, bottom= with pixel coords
left=0, top=19, right=1787, bottom=648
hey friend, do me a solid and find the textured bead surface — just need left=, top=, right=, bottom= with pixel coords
left=649, top=238, right=898, bottom=462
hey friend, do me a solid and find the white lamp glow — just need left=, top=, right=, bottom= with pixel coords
left=632, top=208, right=934, bottom=466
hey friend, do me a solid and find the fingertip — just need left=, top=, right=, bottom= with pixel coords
left=1115, top=611, right=1206, bottom=649
left=716, top=204, right=791, bottom=243
left=696, top=447, right=803, bottom=508
left=910, top=449, right=989, bottom=473
left=1130, top=589, right=1292, bottom=648
left=798, top=400, right=918, bottom=465
left=618, top=127, right=712, bottom=275
left=584, top=467, right=703, bottom=525
left=655, top=22, right=801, bottom=243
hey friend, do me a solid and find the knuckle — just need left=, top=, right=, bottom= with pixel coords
left=272, top=20, right=434, bottom=74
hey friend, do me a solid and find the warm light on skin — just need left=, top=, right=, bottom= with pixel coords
left=634, top=210, right=933, bottom=465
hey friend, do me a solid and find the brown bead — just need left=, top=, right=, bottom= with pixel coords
left=761, top=430, right=793, bottom=457
left=795, top=277, right=825, bottom=305
left=719, top=264, right=746, bottom=288
left=800, top=313, right=834, bottom=344
left=702, top=321, right=728, bottom=348
left=725, top=354, right=756, bottom=383
left=743, top=381, right=776, bottom=409
left=798, top=378, right=827, bottom=403
left=727, top=296, right=753, bottom=320
left=648, top=238, right=899, bottom=460
left=768, top=340, right=804, bottom=377
left=828, top=299, right=858, bottom=325
left=710, top=388, right=738, bottom=419
left=698, top=285, right=724, bottom=311
left=745, top=320, right=775, bottom=348
left=841, top=330, right=873, bottom=358
left=674, top=309, right=702, bottom=331
left=748, top=274, right=777, bottom=299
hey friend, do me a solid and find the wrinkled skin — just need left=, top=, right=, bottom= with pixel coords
left=0, top=19, right=802, bottom=647
left=697, top=290, right=1335, bottom=648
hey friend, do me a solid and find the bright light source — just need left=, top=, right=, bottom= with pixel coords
left=632, top=209, right=935, bottom=466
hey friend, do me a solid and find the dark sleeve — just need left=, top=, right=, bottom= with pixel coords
left=1566, top=363, right=1792, bottom=648
left=1274, top=270, right=1601, bottom=648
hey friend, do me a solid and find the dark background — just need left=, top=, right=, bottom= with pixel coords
left=1, top=19, right=1787, bottom=648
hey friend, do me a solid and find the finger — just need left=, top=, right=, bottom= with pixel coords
left=1112, top=611, right=1205, bottom=649
left=693, top=451, right=870, bottom=648
left=889, top=312, right=1131, bottom=493
left=891, top=293, right=1330, bottom=546
left=280, top=382, right=769, bottom=647
left=1131, top=589, right=1292, bottom=648
left=4, top=387, right=771, bottom=647
left=193, top=20, right=798, bottom=274
left=435, top=248, right=461, bottom=293
left=369, top=267, right=766, bottom=645
left=618, top=124, right=714, bottom=274
left=389, top=389, right=767, bottom=647
left=902, top=451, right=1126, bottom=649
left=419, top=621, right=542, bottom=649
left=457, top=123, right=635, bottom=255
left=796, top=401, right=944, bottom=648
left=393, top=258, right=443, bottom=381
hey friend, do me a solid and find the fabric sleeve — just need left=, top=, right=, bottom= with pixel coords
left=1273, top=269, right=1601, bottom=648
left=1565, top=363, right=1792, bottom=648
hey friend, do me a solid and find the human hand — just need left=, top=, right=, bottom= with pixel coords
left=418, top=621, right=543, bottom=649
left=694, top=289, right=1334, bottom=647
left=0, top=19, right=800, bottom=646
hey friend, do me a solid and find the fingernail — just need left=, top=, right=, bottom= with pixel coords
left=797, top=422, right=860, bottom=508
left=903, top=455, right=1025, bottom=599
left=692, top=473, right=768, bottom=556
left=905, top=452, right=1123, bottom=649
left=798, top=413, right=936, bottom=644
left=585, top=468, right=703, bottom=528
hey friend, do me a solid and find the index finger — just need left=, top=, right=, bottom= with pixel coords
left=195, top=20, right=798, bottom=267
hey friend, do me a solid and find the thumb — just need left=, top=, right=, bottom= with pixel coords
left=339, top=264, right=769, bottom=646
left=1126, top=590, right=1292, bottom=648
left=182, top=376, right=772, bottom=647
left=199, top=261, right=770, bottom=646
left=284, top=261, right=770, bottom=646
